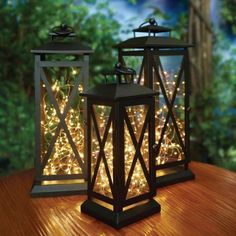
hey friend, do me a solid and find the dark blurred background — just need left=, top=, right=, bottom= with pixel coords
left=0, top=0, right=235, bottom=175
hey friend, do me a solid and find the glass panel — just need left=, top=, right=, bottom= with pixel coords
left=126, top=159, right=149, bottom=199
left=156, top=120, right=184, bottom=165
left=173, top=72, right=185, bottom=143
left=91, top=105, right=113, bottom=198
left=104, top=125, right=113, bottom=181
left=153, top=55, right=185, bottom=165
left=154, top=55, right=183, bottom=101
left=41, top=67, right=84, bottom=175
left=124, top=123, right=135, bottom=183
left=93, top=158, right=113, bottom=198
left=93, top=105, right=111, bottom=140
left=40, top=90, right=59, bottom=162
left=123, top=56, right=144, bottom=84
left=140, top=128, right=149, bottom=171
left=125, top=105, right=147, bottom=141
left=91, top=118, right=99, bottom=178
left=124, top=105, right=149, bottom=199
left=43, top=128, right=81, bottom=175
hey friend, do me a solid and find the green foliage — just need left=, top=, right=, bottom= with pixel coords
left=191, top=34, right=236, bottom=171
left=221, top=0, right=236, bottom=34
left=78, top=1, right=120, bottom=83
left=172, top=13, right=188, bottom=40
left=0, top=0, right=121, bottom=174
left=147, top=6, right=170, bottom=21
left=0, top=81, right=34, bottom=174
left=145, top=1, right=236, bottom=172
left=0, top=0, right=120, bottom=90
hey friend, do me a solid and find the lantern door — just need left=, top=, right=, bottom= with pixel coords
left=152, top=50, right=190, bottom=173
left=88, top=101, right=115, bottom=206
left=120, top=98, right=156, bottom=207
left=32, top=55, right=89, bottom=196
left=118, top=50, right=194, bottom=187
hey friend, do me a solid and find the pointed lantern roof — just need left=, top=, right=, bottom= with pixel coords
left=31, top=24, right=93, bottom=55
left=115, top=18, right=192, bottom=49
left=82, top=63, right=157, bottom=101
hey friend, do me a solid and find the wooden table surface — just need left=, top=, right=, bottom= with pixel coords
left=0, top=161, right=236, bottom=236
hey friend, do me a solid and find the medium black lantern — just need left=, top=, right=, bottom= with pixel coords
left=31, top=24, right=93, bottom=196
left=81, top=64, right=160, bottom=229
left=115, top=18, right=195, bottom=187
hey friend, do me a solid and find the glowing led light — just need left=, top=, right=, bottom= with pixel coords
left=41, top=68, right=84, bottom=176
left=41, top=67, right=185, bottom=196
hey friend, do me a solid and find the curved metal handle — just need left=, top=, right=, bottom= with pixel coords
left=139, top=18, right=158, bottom=28
left=103, top=63, right=136, bottom=85
left=50, top=24, right=74, bottom=37
left=114, top=63, right=136, bottom=76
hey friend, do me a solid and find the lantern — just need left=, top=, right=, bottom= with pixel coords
left=81, top=64, right=160, bottom=228
left=115, top=18, right=195, bottom=187
left=31, top=24, right=93, bottom=196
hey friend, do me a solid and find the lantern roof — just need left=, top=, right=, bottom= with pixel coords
left=133, top=18, right=171, bottom=34
left=115, top=36, right=192, bottom=49
left=82, top=63, right=156, bottom=101
left=31, top=42, right=93, bottom=55
left=82, top=83, right=157, bottom=101
left=31, top=24, right=93, bottom=55
left=115, top=18, right=192, bottom=49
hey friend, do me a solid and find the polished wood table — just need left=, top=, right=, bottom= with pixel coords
left=0, top=162, right=235, bottom=236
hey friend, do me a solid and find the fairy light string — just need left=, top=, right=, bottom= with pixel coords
left=40, top=66, right=185, bottom=199
left=41, top=68, right=84, bottom=176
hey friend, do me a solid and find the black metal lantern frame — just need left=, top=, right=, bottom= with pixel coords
left=81, top=65, right=160, bottom=229
left=31, top=25, right=93, bottom=196
left=115, top=19, right=195, bottom=187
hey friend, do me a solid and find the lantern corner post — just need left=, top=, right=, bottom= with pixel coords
left=83, top=54, right=90, bottom=181
left=34, top=54, right=42, bottom=178
left=149, top=97, right=157, bottom=197
left=113, top=100, right=124, bottom=213
left=144, top=48, right=153, bottom=88
left=184, top=49, right=195, bottom=176
left=31, top=54, right=43, bottom=196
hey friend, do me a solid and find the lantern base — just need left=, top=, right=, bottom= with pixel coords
left=31, top=181, right=87, bottom=197
left=81, top=199, right=161, bottom=229
left=156, top=168, right=195, bottom=187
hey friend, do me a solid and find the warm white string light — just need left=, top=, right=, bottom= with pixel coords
left=40, top=67, right=185, bottom=198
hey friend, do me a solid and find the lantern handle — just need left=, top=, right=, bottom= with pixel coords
left=49, top=24, right=75, bottom=40
left=139, top=18, right=158, bottom=28
left=114, top=63, right=136, bottom=76
left=114, top=63, right=136, bottom=84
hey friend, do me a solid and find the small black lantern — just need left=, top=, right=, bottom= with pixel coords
left=115, top=18, right=195, bottom=187
left=81, top=64, right=160, bottom=229
left=31, top=24, right=93, bottom=196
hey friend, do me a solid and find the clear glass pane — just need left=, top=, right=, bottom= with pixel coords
left=41, top=67, right=84, bottom=175
left=153, top=55, right=185, bottom=165
left=124, top=105, right=149, bottom=199
left=93, top=158, right=113, bottom=198
left=92, top=105, right=113, bottom=198
left=126, top=159, right=149, bottom=199
left=125, top=105, right=147, bottom=141
left=43, top=128, right=81, bottom=175
left=123, top=56, right=144, bottom=84
left=93, top=105, right=111, bottom=140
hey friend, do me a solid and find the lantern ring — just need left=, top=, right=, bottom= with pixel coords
left=139, top=18, right=158, bottom=28
left=114, top=63, right=136, bottom=76
left=51, top=24, right=74, bottom=36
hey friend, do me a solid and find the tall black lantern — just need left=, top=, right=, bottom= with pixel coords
left=81, top=65, right=160, bottom=229
left=31, top=25, right=93, bottom=196
left=115, top=19, right=195, bottom=187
